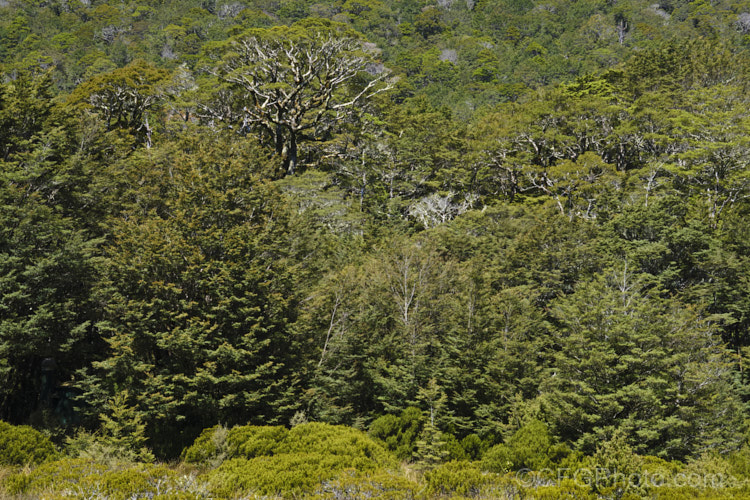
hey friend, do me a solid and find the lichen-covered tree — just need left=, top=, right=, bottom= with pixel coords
left=68, top=60, right=171, bottom=148
left=204, top=20, right=391, bottom=176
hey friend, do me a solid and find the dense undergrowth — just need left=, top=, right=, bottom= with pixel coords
left=3, top=419, right=750, bottom=499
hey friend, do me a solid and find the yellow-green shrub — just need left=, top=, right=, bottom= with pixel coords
left=650, top=485, right=750, bottom=500
left=460, top=434, right=486, bottom=460
left=0, top=420, right=59, bottom=466
left=369, top=407, right=423, bottom=460
left=641, top=455, right=685, bottom=476
left=181, top=424, right=288, bottom=467
left=425, top=460, right=491, bottom=496
left=278, top=422, right=398, bottom=468
left=4, top=457, right=208, bottom=499
left=228, top=424, right=288, bottom=458
left=480, top=419, right=567, bottom=473
left=726, top=445, right=750, bottom=479
left=203, top=422, right=400, bottom=497
left=313, top=469, right=421, bottom=499
left=180, top=424, right=229, bottom=465
left=4, top=458, right=107, bottom=495
left=530, top=478, right=598, bottom=500
left=207, top=454, right=350, bottom=496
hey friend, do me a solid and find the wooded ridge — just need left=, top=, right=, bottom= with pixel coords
left=3, top=0, right=750, bottom=497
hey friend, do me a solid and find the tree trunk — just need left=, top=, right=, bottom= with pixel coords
left=275, top=124, right=285, bottom=156
left=617, top=19, right=628, bottom=45
left=287, top=132, right=298, bottom=176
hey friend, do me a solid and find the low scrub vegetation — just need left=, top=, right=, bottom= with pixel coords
left=3, top=420, right=750, bottom=499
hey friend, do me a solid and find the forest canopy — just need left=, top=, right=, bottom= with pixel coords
left=3, top=0, right=750, bottom=495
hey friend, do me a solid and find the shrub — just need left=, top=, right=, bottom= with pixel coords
left=369, top=414, right=401, bottom=448
left=677, top=451, right=745, bottom=490
left=425, top=460, right=491, bottom=496
left=0, top=420, right=59, bottom=466
left=727, top=445, right=750, bottom=479
left=204, top=422, right=399, bottom=497
left=441, top=432, right=468, bottom=462
left=480, top=442, right=514, bottom=473
left=180, top=424, right=230, bottom=466
left=591, top=429, right=646, bottom=497
left=278, top=422, right=397, bottom=469
left=369, top=407, right=423, bottom=460
left=65, top=429, right=151, bottom=467
left=182, top=424, right=289, bottom=467
left=480, top=419, right=567, bottom=473
left=5, top=457, right=209, bottom=499
left=531, top=479, right=598, bottom=500
left=641, top=455, right=684, bottom=473
left=4, top=458, right=107, bottom=495
left=314, top=469, right=421, bottom=499
left=207, top=455, right=350, bottom=496
left=228, top=424, right=288, bottom=458
left=460, top=434, right=485, bottom=460
left=649, top=485, right=750, bottom=500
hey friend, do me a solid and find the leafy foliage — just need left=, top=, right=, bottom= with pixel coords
left=0, top=421, right=59, bottom=466
left=2, top=0, right=750, bottom=484
left=202, top=422, right=398, bottom=496
left=542, top=273, right=744, bottom=459
left=481, top=419, right=569, bottom=473
left=425, top=460, right=491, bottom=497
left=4, top=458, right=207, bottom=499
left=369, top=406, right=423, bottom=460
left=75, top=134, right=307, bottom=456
left=180, top=424, right=229, bottom=466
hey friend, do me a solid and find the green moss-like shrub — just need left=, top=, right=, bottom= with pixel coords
left=530, top=479, right=598, bottom=500
left=4, top=457, right=208, bottom=499
left=425, top=460, right=491, bottom=496
left=100, top=464, right=179, bottom=498
left=181, top=424, right=229, bottom=465
left=278, top=422, right=398, bottom=468
left=228, top=424, right=288, bottom=458
left=460, top=433, right=485, bottom=460
left=207, top=454, right=352, bottom=496
left=481, top=419, right=568, bottom=473
left=0, top=420, right=59, bottom=466
left=313, top=468, right=421, bottom=499
left=182, top=424, right=289, bottom=466
left=650, top=485, right=750, bottom=500
left=441, top=432, right=468, bottom=462
left=4, top=458, right=107, bottom=495
left=369, top=407, right=423, bottom=460
left=204, top=422, right=400, bottom=497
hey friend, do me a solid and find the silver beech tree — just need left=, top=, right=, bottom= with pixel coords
left=206, top=21, right=391, bottom=176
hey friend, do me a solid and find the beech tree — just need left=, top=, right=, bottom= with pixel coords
left=207, top=20, right=391, bottom=176
left=542, top=270, right=743, bottom=459
left=0, top=74, right=101, bottom=424
left=76, top=135, right=307, bottom=457
left=68, top=60, right=171, bottom=148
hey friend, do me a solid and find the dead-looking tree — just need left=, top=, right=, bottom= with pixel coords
left=208, top=21, right=391, bottom=176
